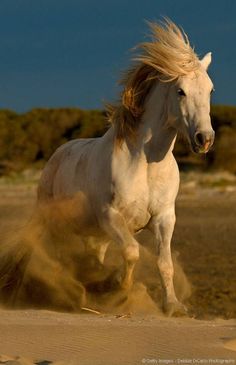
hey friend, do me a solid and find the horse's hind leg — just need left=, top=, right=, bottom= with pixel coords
left=149, top=210, right=187, bottom=316
left=100, top=207, right=139, bottom=289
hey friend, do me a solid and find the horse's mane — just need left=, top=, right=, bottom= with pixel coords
left=107, top=18, right=200, bottom=142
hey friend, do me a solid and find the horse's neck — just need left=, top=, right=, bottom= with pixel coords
left=132, top=81, right=177, bottom=163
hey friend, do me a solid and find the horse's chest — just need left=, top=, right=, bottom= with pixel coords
left=111, top=156, right=179, bottom=231
left=113, top=179, right=150, bottom=232
left=147, top=161, right=180, bottom=213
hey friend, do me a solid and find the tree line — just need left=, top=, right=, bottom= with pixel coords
left=0, top=105, right=235, bottom=175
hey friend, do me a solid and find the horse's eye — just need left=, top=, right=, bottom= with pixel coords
left=177, top=88, right=186, bottom=97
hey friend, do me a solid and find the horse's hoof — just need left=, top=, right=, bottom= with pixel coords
left=164, top=301, right=188, bottom=317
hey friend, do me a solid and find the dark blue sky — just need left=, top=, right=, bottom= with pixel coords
left=0, top=0, right=235, bottom=112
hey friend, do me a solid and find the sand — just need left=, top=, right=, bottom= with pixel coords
left=0, top=176, right=236, bottom=364
left=0, top=309, right=235, bottom=365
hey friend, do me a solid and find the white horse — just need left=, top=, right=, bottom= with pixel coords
left=37, top=19, right=215, bottom=315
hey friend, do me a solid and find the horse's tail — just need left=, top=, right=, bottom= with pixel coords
left=0, top=210, right=55, bottom=309
left=0, top=225, right=32, bottom=308
left=0, top=211, right=86, bottom=311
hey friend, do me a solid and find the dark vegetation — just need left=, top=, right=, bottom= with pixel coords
left=0, top=105, right=235, bottom=175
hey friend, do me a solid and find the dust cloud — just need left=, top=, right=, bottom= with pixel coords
left=0, top=203, right=191, bottom=315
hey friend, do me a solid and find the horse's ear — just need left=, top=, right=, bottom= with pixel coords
left=200, top=52, right=212, bottom=70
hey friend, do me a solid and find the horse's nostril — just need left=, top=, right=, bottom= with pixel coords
left=194, top=132, right=204, bottom=147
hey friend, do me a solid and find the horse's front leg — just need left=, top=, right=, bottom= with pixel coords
left=149, top=209, right=187, bottom=316
left=100, top=207, right=139, bottom=289
left=84, top=237, right=110, bottom=265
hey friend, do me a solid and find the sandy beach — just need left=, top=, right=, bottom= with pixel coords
left=0, top=175, right=235, bottom=364
left=0, top=309, right=235, bottom=365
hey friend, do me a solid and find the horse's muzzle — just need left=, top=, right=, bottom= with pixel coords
left=191, top=130, right=215, bottom=154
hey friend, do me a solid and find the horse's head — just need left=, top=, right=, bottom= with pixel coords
left=168, top=53, right=215, bottom=153
left=110, top=19, right=215, bottom=152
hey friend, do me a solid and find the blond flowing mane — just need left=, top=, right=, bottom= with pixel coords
left=107, top=18, right=200, bottom=141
